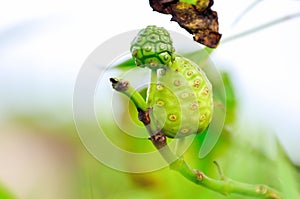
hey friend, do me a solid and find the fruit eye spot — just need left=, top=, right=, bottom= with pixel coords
left=145, top=45, right=152, bottom=52
left=161, top=35, right=170, bottom=43
left=156, top=100, right=165, bottom=107
left=201, top=87, right=209, bottom=95
left=136, top=37, right=145, bottom=44
left=195, top=79, right=200, bottom=83
left=180, top=92, right=189, bottom=99
left=132, top=49, right=138, bottom=56
left=147, top=34, right=159, bottom=42
left=180, top=128, right=190, bottom=134
left=159, top=44, right=166, bottom=50
left=190, top=102, right=199, bottom=110
left=135, top=59, right=142, bottom=67
left=150, top=61, right=158, bottom=67
left=174, top=80, right=181, bottom=86
left=168, top=114, right=177, bottom=121
left=156, top=84, right=164, bottom=91
left=194, top=79, right=201, bottom=86
left=187, top=71, right=193, bottom=76
left=164, top=54, right=170, bottom=61
left=199, top=114, right=206, bottom=122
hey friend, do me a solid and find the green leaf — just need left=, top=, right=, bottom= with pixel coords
left=221, top=72, right=237, bottom=124
left=111, top=57, right=136, bottom=70
left=183, top=47, right=214, bottom=66
left=112, top=47, right=214, bottom=70
left=179, top=0, right=197, bottom=5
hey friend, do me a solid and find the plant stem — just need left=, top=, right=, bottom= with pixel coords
left=110, top=77, right=283, bottom=199
left=170, top=158, right=282, bottom=199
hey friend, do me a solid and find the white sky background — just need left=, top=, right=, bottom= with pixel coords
left=0, top=0, right=299, bottom=163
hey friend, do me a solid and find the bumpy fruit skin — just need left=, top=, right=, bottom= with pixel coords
left=152, top=55, right=213, bottom=138
left=130, top=25, right=175, bottom=69
left=130, top=25, right=213, bottom=138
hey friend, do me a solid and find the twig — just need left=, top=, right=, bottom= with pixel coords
left=231, top=0, right=263, bottom=26
left=110, top=77, right=148, bottom=111
left=213, top=160, right=226, bottom=181
left=223, top=12, right=300, bottom=43
left=170, top=157, right=282, bottom=199
left=110, top=77, right=283, bottom=199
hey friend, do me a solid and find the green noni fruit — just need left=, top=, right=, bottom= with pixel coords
left=130, top=25, right=213, bottom=138
left=130, top=25, right=175, bottom=69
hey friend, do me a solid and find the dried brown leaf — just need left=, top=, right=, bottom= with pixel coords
left=149, top=0, right=221, bottom=48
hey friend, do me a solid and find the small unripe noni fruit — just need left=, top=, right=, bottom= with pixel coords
left=130, top=25, right=175, bottom=69
left=152, top=55, right=213, bottom=138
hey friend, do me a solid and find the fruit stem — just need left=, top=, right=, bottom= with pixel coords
left=110, top=77, right=148, bottom=111
left=146, top=70, right=158, bottom=106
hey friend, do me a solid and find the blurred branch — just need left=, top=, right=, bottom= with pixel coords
left=223, top=12, right=300, bottom=43
left=110, top=77, right=283, bottom=199
left=231, top=0, right=263, bottom=26
left=112, top=10, right=300, bottom=72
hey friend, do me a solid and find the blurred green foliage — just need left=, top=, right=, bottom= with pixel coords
left=7, top=55, right=299, bottom=198
left=3, top=28, right=300, bottom=199
left=0, top=183, right=15, bottom=199
left=1, top=1, right=299, bottom=198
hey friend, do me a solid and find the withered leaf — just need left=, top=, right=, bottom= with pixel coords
left=149, top=0, right=221, bottom=48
